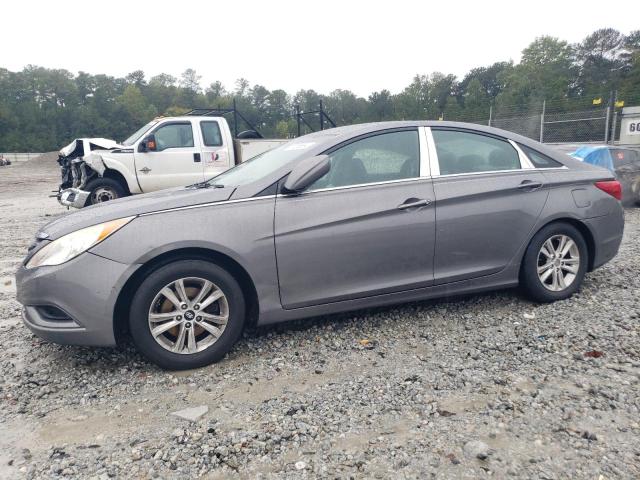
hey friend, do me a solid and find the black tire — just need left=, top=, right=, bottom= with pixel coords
left=633, top=180, right=640, bottom=207
left=520, top=222, right=588, bottom=303
left=129, top=260, right=246, bottom=370
left=84, top=177, right=126, bottom=206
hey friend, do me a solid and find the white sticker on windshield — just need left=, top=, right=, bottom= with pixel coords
left=284, top=142, right=315, bottom=151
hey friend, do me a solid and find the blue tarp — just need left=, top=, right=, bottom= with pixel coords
left=569, top=146, right=614, bottom=173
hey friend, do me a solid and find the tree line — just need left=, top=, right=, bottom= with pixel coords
left=0, top=27, right=638, bottom=152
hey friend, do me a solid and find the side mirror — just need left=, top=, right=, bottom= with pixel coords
left=138, top=134, right=157, bottom=153
left=283, top=155, right=330, bottom=194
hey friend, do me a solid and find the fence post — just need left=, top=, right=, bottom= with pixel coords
left=488, top=105, right=492, bottom=127
left=319, top=100, right=324, bottom=131
left=604, top=91, right=614, bottom=144
left=611, top=110, right=618, bottom=145
left=539, top=100, right=546, bottom=143
left=604, top=104, right=611, bottom=144
left=295, top=105, right=301, bottom=137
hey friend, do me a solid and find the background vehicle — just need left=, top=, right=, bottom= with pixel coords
left=17, top=121, right=624, bottom=370
left=57, top=110, right=288, bottom=208
left=565, top=145, right=640, bottom=206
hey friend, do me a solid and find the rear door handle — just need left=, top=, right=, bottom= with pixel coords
left=397, top=198, right=431, bottom=210
left=139, top=167, right=151, bottom=174
left=194, top=153, right=201, bottom=162
left=518, top=180, right=543, bottom=191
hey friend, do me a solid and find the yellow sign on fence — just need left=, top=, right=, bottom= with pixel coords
left=592, top=98, right=602, bottom=105
left=615, top=100, right=625, bottom=108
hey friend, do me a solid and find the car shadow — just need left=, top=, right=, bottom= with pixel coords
left=32, top=286, right=534, bottom=373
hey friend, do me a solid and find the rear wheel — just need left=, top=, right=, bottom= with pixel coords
left=520, top=223, right=588, bottom=302
left=129, top=260, right=246, bottom=370
left=84, top=178, right=126, bottom=206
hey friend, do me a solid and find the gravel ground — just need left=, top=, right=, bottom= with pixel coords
left=0, top=157, right=639, bottom=479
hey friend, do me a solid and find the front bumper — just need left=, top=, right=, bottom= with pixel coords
left=16, top=252, right=137, bottom=346
left=58, top=188, right=90, bottom=209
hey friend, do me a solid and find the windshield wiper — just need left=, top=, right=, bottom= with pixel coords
left=187, top=180, right=225, bottom=189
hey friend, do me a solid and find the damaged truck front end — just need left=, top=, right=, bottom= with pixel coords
left=57, top=138, right=121, bottom=208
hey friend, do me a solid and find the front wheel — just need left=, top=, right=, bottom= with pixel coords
left=129, top=260, right=246, bottom=370
left=520, top=223, right=588, bottom=303
left=84, top=178, right=126, bottom=206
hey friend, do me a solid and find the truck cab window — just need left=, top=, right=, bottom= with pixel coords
left=153, top=123, right=194, bottom=151
left=200, top=121, right=223, bottom=147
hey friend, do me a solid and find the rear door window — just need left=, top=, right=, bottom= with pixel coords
left=432, top=130, right=520, bottom=175
left=200, top=121, right=223, bottom=147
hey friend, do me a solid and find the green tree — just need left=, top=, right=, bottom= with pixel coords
left=575, top=28, right=626, bottom=94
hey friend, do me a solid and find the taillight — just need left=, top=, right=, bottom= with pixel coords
left=595, top=180, right=622, bottom=201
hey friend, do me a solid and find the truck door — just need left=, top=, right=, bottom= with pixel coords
left=134, top=121, right=204, bottom=192
left=198, top=119, right=234, bottom=179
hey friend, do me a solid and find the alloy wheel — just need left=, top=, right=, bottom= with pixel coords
left=537, top=234, right=580, bottom=292
left=148, top=277, right=229, bottom=354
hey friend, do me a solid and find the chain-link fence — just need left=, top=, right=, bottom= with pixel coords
left=541, top=108, right=610, bottom=143
left=441, top=92, right=640, bottom=145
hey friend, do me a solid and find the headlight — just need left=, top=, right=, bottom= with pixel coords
left=26, top=217, right=135, bottom=269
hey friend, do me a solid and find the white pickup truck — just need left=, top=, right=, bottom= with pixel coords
left=57, top=114, right=288, bottom=208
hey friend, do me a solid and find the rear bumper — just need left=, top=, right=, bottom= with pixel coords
left=585, top=205, right=624, bottom=270
left=16, top=252, right=137, bottom=346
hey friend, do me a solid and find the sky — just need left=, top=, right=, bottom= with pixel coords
left=2, top=0, right=638, bottom=97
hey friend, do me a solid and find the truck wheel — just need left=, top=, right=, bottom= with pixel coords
left=84, top=178, right=126, bottom=206
left=128, top=260, right=246, bottom=370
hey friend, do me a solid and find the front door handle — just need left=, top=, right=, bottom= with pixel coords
left=139, top=167, right=151, bottom=174
left=194, top=153, right=201, bottom=162
left=518, top=180, right=543, bottom=191
left=397, top=198, right=431, bottom=210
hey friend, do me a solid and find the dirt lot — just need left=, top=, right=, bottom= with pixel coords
left=0, top=157, right=639, bottom=479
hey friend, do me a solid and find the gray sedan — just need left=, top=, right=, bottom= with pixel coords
left=16, top=122, right=624, bottom=369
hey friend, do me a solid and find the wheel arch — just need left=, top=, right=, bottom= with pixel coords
left=102, top=168, right=131, bottom=195
left=113, top=247, right=259, bottom=344
left=522, top=217, right=596, bottom=274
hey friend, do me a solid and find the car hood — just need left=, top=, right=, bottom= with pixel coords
left=59, top=138, right=122, bottom=158
left=38, top=186, right=235, bottom=240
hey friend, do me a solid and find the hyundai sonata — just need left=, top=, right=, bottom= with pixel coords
left=16, top=122, right=624, bottom=369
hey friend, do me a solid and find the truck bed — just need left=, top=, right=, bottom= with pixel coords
left=234, top=139, right=290, bottom=164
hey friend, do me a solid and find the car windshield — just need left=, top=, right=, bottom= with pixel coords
left=122, top=120, right=159, bottom=146
left=206, top=140, right=316, bottom=187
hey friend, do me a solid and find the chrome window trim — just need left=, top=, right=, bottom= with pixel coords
left=532, top=166, right=569, bottom=171
left=425, top=127, right=440, bottom=177
left=509, top=140, right=535, bottom=169
left=431, top=169, right=533, bottom=180
left=418, top=126, right=431, bottom=177
left=289, top=176, right=428, bottom=197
